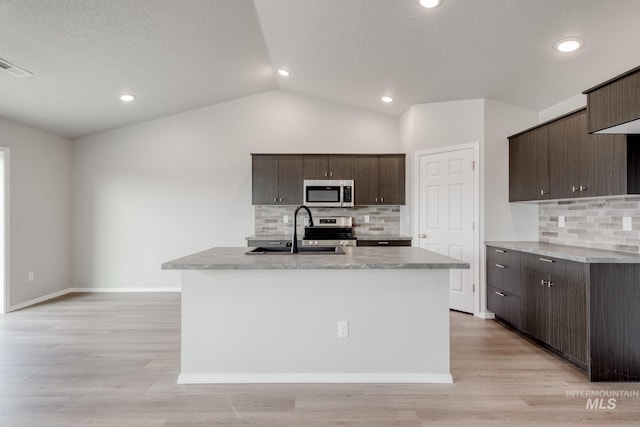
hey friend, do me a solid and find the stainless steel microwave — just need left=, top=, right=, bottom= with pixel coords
left=303, top=179, right=354, bottom=207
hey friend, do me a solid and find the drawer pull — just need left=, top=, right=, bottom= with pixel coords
left=377, top=241, right=390, bottom=245
left=495, top=264, right=506, bottom=269
left=539, top=258, right=554, bottom=263
left=494, top=291, right=506, bottom=297
left=494, top=249, right=506, bottom=253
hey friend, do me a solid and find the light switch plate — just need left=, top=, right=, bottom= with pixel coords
left=623, top=217, right=632, bottom=231
left=558, top=216, right=565, bottom=228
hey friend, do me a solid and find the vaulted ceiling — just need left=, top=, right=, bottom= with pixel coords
left=1, top=0, right=639, bottom=138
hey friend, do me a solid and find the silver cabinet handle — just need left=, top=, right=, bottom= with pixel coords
left=494, top=249, right=505, bottom=253
left=274, top=197, right=278, bottom=202
left=377, top=241, right=390, bottom=245
left=380, top=197, right=384, bottom=202
left=495, top=264, right=505, bottom=269
left=329, top=172, right=333, bottom=177
left=540, top=190, right=547, bottom=195
left=580, top=185, right=587, bottom=191
left=541, top=279, right=548, bottom=286
left=324, top=172, right=328, bottom=177
left=375, top=197, right=378, bottom=202
left=539, top=258, right=554, bottom=263
left=572, top=185, right=579, bottom=192
left=547, top=282, right=555, bottom=287
left=279, top=198, right=283, bottom=202
left=495, top=291, right=506, bottom=297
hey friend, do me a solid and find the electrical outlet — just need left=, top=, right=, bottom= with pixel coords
left=338, top=321, right=349, bottom=338
left=28, top=272, right=34, bottom=282
left=623, top=217, right=632, bottom=231
left=364, top=215, right=370, bottom=223
left=283, top=215, right=289, bottom=224
left=558, top=216, right=565, bottom=228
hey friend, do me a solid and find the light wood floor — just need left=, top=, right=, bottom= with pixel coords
left=1, top=293, right=638, bottom=426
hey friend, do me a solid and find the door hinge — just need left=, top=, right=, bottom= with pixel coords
left=473, top=284, right=475, bottom=292
left=471, top=160, right=475, bottom=170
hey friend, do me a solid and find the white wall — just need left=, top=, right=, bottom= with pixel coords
left=0, top=118, right=72, bottom=308
left=399, top=99, right=485, bottom=238
left=538, top=93, right=586, bottom=123
left=71, top=89, right=401, bottom=290
left=399, top=99, right=539, bottom=315
left=484, top=100, right=539, bottom=242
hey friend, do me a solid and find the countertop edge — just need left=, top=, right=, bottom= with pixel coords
left=485, top=241, right=640, bottom=264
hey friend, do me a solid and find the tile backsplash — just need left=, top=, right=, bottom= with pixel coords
left=539, top=196, right=640, bottom=253
left=255, top=205, right=401, bottom=236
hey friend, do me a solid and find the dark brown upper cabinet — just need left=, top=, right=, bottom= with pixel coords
left=510, top=108, right=630, bottom=202
left=251, top=154, right=303, bottom=205
left=303, top=155, right=353, bottom=179
left=509, top=125, right=549, bottom=201
left=353, top=154, right=405, bottom=205
left=583, top=65, right=640, bottom=134
left=252, top=153, right=406, bottom=206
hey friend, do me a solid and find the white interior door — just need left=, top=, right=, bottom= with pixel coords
left=418, top=147, right=476, bottom=313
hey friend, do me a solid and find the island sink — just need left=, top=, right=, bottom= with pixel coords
left=246, top=246, right=345, bottom=255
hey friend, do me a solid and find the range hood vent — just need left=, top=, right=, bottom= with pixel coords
left=0, top=57, right=33, bottom=78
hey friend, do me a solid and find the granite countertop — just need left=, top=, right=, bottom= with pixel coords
left=486, top=241, right=640, bottom=264
left=162, top=246, right=468, bottom=270
left=245, top=235, right=412, bottom=241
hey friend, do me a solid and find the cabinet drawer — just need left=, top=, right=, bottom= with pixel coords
left=357, top=239, right=411, bottom=247
left=487, top=285, right=521, bottom=328
left=486, top=246, right=513, bottom=265
left=533, top=255, right=587, bottom=282
left=486, top=247, right=521, bottom=296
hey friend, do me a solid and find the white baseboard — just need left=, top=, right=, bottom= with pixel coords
left=7, top=287, right=181, bottom=312
left=177, top=373, right=453, bottom=384
left=9, top=288, right=73, bottom=312
left=68, top=287, right=181, bottom=293
left=475, top=311, right=496, bottom=320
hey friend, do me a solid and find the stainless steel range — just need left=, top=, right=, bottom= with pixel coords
left=302, top=216, right=356, bottom=247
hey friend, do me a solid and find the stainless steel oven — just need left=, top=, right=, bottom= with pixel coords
left=303, top=179, right=354, bottom=207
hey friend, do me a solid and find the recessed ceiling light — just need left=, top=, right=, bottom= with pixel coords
left=120, top=94, right=135, bottom=102
left=381, top=95, right=393, bottom=103
left=419, top=0, right=441, bottom=8
left=277, top=69, right=291, bottom=77
left=555, top=38, right=583, bottom=53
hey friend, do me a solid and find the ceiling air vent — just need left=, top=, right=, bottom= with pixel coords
left=0, top=57, right=33, bottom=78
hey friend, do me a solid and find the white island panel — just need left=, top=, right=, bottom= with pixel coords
left=179, top=268, right=451, bottom=384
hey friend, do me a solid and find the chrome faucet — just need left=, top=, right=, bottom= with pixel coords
left=291, top=205, right=314, bottom=253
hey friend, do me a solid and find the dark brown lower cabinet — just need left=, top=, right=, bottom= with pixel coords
left=487, top=245, right=638, bottom=382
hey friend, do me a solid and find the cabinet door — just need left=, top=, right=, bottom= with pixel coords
left=547, top=274, right=568, bottom=351
left=563, top=278, right=588, bottom=365
left=277, top=155, right=303, bottom=205
left=303, top=155, right=329, bottom=179
left=252, top=155, right=279, bottom=205
left=378, top=155, right=405, bottom=205
left=548, top=112, right=583, bottom=199
left=585, top=133, right=627, bottom=196
left=522, top=267, right=548, bottom=341
left=509, top=126, right=549, bottom=201
left=353, top=155, right=379, bottom=205
left=587, top=69, right=640, bottom=133
left=328, top=155, right=354, bottom=180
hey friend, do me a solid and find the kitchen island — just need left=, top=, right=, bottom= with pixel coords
left=162, top=246, right=468, bottom=384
